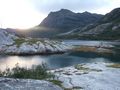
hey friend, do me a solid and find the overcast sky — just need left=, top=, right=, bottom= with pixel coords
left=30, top=0, right=120, bottom=14
left=0, top=0, right=120, bottom=29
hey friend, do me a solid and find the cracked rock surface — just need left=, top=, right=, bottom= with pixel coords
left=0, top=78, right=63, bottom=90
left=51, top=63, right=120, bottom=90
left=0, top=29, right=70, bottom=55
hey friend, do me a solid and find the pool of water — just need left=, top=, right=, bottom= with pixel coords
left=0, top=40, right=120, bottom=70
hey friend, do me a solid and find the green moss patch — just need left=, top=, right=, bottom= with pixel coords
left=49, top=80, right=63, bottom=88
left=75, top=64, right=102, bottom=72
left=14, top=38, right=26, bottom=47
left=14, top=38, right=43, bottom=47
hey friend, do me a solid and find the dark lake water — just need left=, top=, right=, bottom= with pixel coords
left=0, top=40, right=120, bottom=70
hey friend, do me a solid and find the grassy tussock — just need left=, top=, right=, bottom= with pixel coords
left=0, top=63, right=53, bottom=80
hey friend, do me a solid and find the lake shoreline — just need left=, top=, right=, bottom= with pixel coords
left=0, top=62, right=120, bottom=90
left=1, top=51, right=66, bottom=56
left=50, top=62, right=120, bottom=90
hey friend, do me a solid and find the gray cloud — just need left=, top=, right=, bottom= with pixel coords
left=29, top=0, right=120, bottom=15
left=30, top=0, right=108, bottom=13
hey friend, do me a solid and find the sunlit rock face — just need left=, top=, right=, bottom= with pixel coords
left=0, top=29, right=70, bottom=55
left=51, top=63, right=120, bottom=90
left=0, top=29, right=18, bottom=46
left=0, top=78, right=62, bottom=90
left=4, top=39, right=69, bottom=55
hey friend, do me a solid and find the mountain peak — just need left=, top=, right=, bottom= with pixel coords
left=39, top=9, right=103, bottom=37
left=49, top=9, right=74, bottom=15
left=59, top=9, right=73, bottom=12
left=83, top=11, right=90, bottom=14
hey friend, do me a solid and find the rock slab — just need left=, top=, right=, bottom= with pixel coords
left=0, top=78, right=63, bottom=90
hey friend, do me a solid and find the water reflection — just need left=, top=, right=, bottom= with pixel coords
left=0, top=40, right=119, bottom=70
left=0, top=56, right=46, bottom=71
left=0, top=52, right=116, bottom=71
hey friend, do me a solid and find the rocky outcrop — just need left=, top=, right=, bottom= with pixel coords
left=51, top=63, right=120, bottom=90
left=4, top=39, right=69, bottom=55
left=0, top=29, right=70, bottom=55
left=0, top=78, right=62, bottom=90
left=0, top=28, right=18, bottom=46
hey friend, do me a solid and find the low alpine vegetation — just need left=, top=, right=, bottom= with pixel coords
left=0, top=63, right=53, bottom=80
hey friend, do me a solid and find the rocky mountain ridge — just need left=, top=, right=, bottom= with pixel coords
left=26, top=9, right=103, bottom=38
left=58, top=8, right=120, bottom=40
left=40, top=9, right=103, bottom=31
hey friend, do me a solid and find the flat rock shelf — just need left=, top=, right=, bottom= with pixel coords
left=0, top=78, right=62, bottom=90
left=51, top=63, right=120, bottom=90
left=0, top=29, right=70, bottom=55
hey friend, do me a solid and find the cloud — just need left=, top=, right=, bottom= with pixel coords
left=0, top=0, right=120, bottom=29
left=0, top=0, right=44, bottom=29
left=29, top=0, right=120, bottom=14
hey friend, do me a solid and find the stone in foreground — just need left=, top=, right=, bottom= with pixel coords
left=0, top=78, right=63, bottom=90
left=51, top=63, right=120, bottom=90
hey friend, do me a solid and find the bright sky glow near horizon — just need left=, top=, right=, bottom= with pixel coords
left=0, top=0, right=120, bottom=29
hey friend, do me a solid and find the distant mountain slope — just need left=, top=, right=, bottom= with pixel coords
left=40, top=9, right=103, bottom=32
left=58, top=8, right=120, bottom=40
left=26, top=9, right=103, bottom=38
